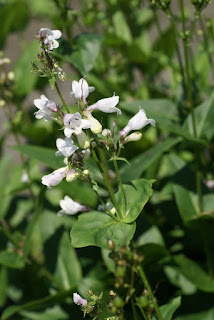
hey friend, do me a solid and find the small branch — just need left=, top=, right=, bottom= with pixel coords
left=55, top=82, right=70, bottom=113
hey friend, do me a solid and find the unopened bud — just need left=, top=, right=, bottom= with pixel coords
left=110, top=207, right=116, bottom=215
left=7, top=71, right=14, bottom=81
left=83, top=169, right=89, bottom=175
left=0, top=100, right=5, bottom=107
left=124, top=132, right=142, bottom=143
left=102, top=128, right=112, bottom=137
left=66, top=171, right=80, bottom=182
left=108, top=239, right=115, bottom=251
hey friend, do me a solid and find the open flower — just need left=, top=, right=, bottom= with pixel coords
left=73, top=293, right=87, bottom=306
left=64, top=112, right=91, bottom=138
left=34, top=95, right=57, bottom=121
left=120, top=107, right=155, bottom=138
left=38, top=28, right=62, bottom=50
left=87, top=95, right=121, bottom=115
left=63, top=113, right=91, bottom=149
left=58, top=196, right=87, bottom=216
left=55, top=137, right=78, bottom=157
left=70, top=78, right=95, bottom=102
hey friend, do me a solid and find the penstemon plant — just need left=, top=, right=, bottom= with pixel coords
left=32, top=27, right=162, bottom=320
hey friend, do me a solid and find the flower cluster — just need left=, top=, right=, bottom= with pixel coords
left=33, top=28, right=156, bottom=217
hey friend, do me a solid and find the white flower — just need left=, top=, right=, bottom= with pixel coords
left=58, top=196, right=86, bottom=216
left=64, top=112, right=91, bottom=138
left=73, top=293, right=87, bottom=306
left=87, top=95, right=121, bottom=115
left=38, top=28, right=62, bottom=50
left=120, top=107, right=155, bottom=137
left=55, top=137, right=78, bottom=157
left=41, top=167, right=68, bottom=188
left=83, top=110, right=102, bottom=134
left=34, top=95, right=57, bottom=121
left=70, top=78, right=95, bottom=102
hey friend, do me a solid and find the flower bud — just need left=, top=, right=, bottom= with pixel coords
left=83, top=110, right=102, bottom=134
left=102, top=128, right=112, bottom=137
left=124, top=132, right=142, bottom=143
left=7, top=71, right=14, bottom=81
left=66, top=171, right=80, bottom=182
left=83, top=169, right=89, bottom=175
left=110, top=207, right=116, bottom=215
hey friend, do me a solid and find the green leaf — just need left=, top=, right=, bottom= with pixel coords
left=109, top=156, right=131, bottom=165
left=11, top=145, right=64, bottom=169
left=14, top=40, right=40, bottom=96
left=0, top=251, right=25, bottom=269
left=120, top=137, right=181, bottom=183
left=112, top=11, right=132, bottom=44
left=70, top=211, right=136, bottom=250
left=55, top=34, right=103, bottom=75
left=0, top=156, right=12, bottom=219
left=20, top=305, right=69, bottom=320
left=0, top=267, right=7, bottom=307
left=153, top=27, right=176, bottom=59
left=175, top=307, right=214, bottom=320
left=164, top=265, right=197, bottom=295
left=153, top=297, right=181, bottom=320
left=115, top=179, right=154, bottom=223
left=167, top=154, right=199, bottom=222
left=0, top=0, right=29, bottom=48
left=53, top=232, right=82, bottom=290
left=174, top=254, right=214, bottom=292
left=185, top=92, right=214, bottom=141
left=1, top=289, right=73, bottom=320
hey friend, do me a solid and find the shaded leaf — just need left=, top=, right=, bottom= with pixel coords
left=12, top=145, right=64, bottom=169
left=174, top=255, right=214, bottom=292
left=0, top=251, right=25, bottom=269
left=14, top=40, right=39, bottom=96
left=120, top=137, right=181, bottom=183
left=153, top=297, right=181, bottom=320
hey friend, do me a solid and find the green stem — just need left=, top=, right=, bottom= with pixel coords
left=91, top=149, right=123, bottom=220
left=113, top=158, right=126, bottom=215
left=136, top=302, right=148, bottom=320
left=137, top=266, right=163, bottom=320
left=131, top=298, right=139, bottom=320
left=180, top=0, right=202, bottom=212
left=55, top=82, right=70, bottom=113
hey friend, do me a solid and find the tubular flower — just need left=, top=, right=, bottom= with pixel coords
left=83, top=110, right=102, bottom=134
left=120, top=107, right=155, bottom=138
left=41, top=167, right=68, bottom=188
left=55, top=137, right=78, bottom=157
left=34, top=95, right=57, bottom=121
left=87, top=95, right=121, bottom=115
left=38, top=28, right=62, bottom=50
left=63, top=113, right=91, bottom=138
left=73, top=293, right=88, bottom=306
left=58, top=196, right=87, bottom=216
left=70, top=78, right=95, bottom=102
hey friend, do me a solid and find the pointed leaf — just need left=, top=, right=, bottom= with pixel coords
left=174, top=255, right=214, bottom=292
left=120, top=137, right=181, bottom=182
left=70, top=211, right=136, bottom=250
left=115, top=179, right=154, bottom=223
left=152, top=297, right=181, bottom=320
